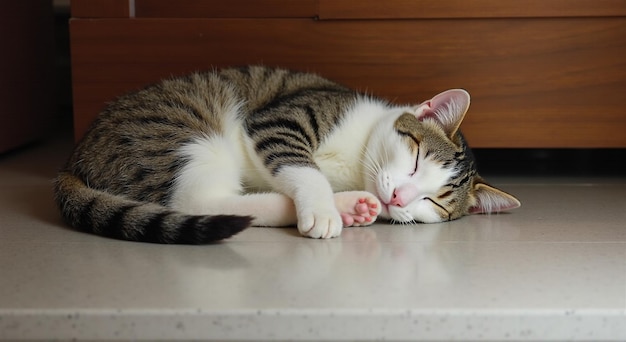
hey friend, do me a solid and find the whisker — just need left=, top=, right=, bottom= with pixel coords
left=360, top=145, right=382, bottom=184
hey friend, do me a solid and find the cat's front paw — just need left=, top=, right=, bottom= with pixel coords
left=334, top=191, right=382, bottom=227
left=297, top=207, right=343, bottom=239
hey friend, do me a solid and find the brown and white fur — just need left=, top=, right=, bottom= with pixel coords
left=54, top=66, right=520, bottom=244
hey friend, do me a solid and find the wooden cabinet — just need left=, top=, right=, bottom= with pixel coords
left=70, top=0, right=626, bottom=147
left=0, top=1, right=54, bottom=153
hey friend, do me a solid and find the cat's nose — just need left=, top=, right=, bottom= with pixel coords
left=390, top=191, right=405, bottom=207
left=390, top=184, right=419, bottom=208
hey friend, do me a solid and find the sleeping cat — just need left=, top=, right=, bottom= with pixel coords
left=54, top=66, right=520, bottom=244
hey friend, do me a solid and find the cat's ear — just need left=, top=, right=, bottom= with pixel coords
left=414, top=89, right=470, bottom=137
left=468, top=179, right=521, bottom=214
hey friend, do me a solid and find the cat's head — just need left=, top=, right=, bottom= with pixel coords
left=364, top=89, right=520, bottom=223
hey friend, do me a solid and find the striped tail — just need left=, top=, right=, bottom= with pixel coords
left=53, top=172, right=252, bottom=244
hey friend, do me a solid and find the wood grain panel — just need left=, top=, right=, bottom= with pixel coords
left=71, top=0, right=130, bottom=18
left=70, top=18, right=626, bottom=147
left=319, top=0, right=626, bottom=19
left=135, top=0, right=317, bottom=18
left=0, top=1, right=55, bottom=152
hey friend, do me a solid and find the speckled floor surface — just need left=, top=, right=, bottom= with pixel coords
left=1, top=135, right=625, bottom=341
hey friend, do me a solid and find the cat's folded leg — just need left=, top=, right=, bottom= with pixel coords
left=175, top=189, right=382, bottom=235
left=215, top=193, right=298, bottom=227
left=231, top=191, right=381, bottom=228
left=270, top=166, right=343, bottom=238
left=173, top=161, right=381, bottom=237
left=172, top=192, right=297, bottom=227
left=270, top=169, right=382, bottom=238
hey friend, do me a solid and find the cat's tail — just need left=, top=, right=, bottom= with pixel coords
left=53, top=171, right=252, bottom=244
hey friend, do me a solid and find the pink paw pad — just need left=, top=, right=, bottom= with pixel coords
left=335, top=193, right=381, bottom=228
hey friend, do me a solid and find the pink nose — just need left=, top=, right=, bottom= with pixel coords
left=389, top=184, right=419, bottom=208
left=390, top=191, right=405, bottom=207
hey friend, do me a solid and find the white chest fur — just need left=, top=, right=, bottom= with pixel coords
left=315, top=98, right=391, bottom=192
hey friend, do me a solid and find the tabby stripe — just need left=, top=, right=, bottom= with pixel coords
left=164, top=99, right=205, bottom=122
left=248, top=118, right=315, bottom=147
left=264, top=151, right=311, bottom=164
left=142, top=149, right=174, bottom=158
left=255, top=136, right=310, bottom=155
left=76, top=198, right=98, bottom=230
left=256, top=86, right=350, bottom=114
left=140, top=129, right=177, bottom=141
left=110, top=109, right=186, bottom=128
left=140, top=210, right=170, bottom=243
left=303, top=105, right=321, bottom=144
left=447, top=173, right=472, bottom=189
left=134, top=186, right=153, bottom=202
left=273, top=131, right=310, bottom=147
left=167, top=159, right=184, bottom=173
left=136, top=116, right=188, bottom=129
left=154, top=191, right=171, bottom=207
left=135, top=183, right=169, bottom=204
left=264, top=151, right=314, bottom=173
left=132, top=167, right=149, bottom=182
left=177, top=215, right=204, bottom=244
left=101, top=204, right=136, bottom=239
left=458, top=173, right=472, bottom=187
left=453, top=151, right=466, bottom=161
left=104, top=153, right=121, bottom=169
left=116, top=136, right=133, bottom=146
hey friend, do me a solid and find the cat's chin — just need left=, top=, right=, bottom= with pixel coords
left=378, top=201, right=392, bottom=220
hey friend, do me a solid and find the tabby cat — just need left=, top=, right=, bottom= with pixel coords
left=54, top=66, right=520, bottom=244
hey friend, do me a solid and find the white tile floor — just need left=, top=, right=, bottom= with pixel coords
left=1, top=134, right=625, bottom=341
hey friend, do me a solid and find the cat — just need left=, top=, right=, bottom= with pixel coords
left=54, top=65, right=520, bottom=244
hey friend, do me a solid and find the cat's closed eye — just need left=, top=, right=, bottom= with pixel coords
left=409, top=146, right=420, bottom=176
left=424, top=197, right=451, bottom=220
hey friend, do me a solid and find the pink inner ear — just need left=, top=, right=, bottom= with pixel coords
left=469, top=201, right=519, bottom=214
left=469, top=187, right=522, bottom=214
left=414, top=101, right=437, bottom=121
left=414, top=89, right=471, bottom=134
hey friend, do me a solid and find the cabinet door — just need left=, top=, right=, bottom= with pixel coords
left=70, top=0, right=626, bottom=147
